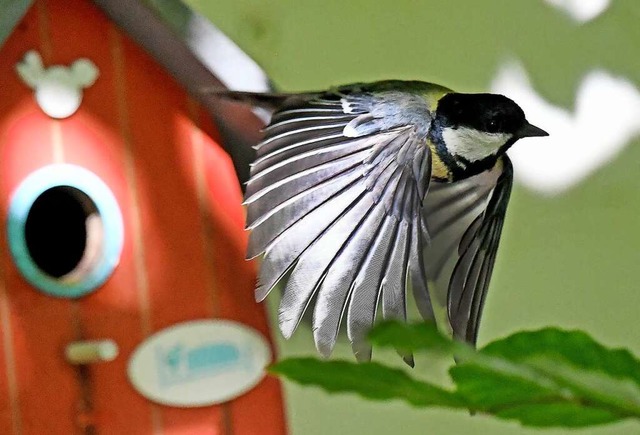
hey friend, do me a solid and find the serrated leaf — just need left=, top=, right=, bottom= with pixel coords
left=524, top=357, right=640, bottom=417
left=450, top=328, right=640, bottom=426
left=449, top=364, right=561, bottom=408
left=478, top=328, right=640, bottom=418
left=449, top=361, right=627, bottom=427
left=493, top=402, right=620, bottom=427
left=481, top=328, right=640, bottom=386
left=269, top=358, right=467, bottom=408
left=270, top=323, right=640, bottom=428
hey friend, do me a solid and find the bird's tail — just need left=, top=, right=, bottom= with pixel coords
left=202, top=88, right=294, bottom=111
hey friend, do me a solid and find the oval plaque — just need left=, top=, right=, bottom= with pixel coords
left=127, top=320, right=271, bottom=407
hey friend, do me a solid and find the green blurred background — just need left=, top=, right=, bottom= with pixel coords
left=186, top=1, right=640, bottom=433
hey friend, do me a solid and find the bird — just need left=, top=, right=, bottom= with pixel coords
left=213, top=80, right=548, bottom=364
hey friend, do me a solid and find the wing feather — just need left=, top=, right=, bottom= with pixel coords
left=409, top=216, right=433, bottom=320
left=449, top=161, right=513, bottom=343
left=278, top=147, right=405, bottom=337
left=381, top=174, right=413, bottom=321
left=422, top=162, right=503, bottom=286
left=248, top=138, right=371, bottom=190
left=255, top=180, right=367, bottom=300
left=311, top=201, right=387, bottom=356
left=245, top=90, right=434, bottom=354
left=245, top=149, right=368, bottom=222
left=256, top=123, right=346, bottom=154
left=347, top=217, right=398, bottom=361
left=278, top=188, right=373, bottom=338
left=246, top=166, right=363, bottom=259
left=312, top=148, right=416, bottom=356
left=250, top=133, right=345, bottom=175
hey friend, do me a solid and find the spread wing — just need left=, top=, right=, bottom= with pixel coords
left=422, top=156, right=513, bottom=345
left=243, top=90, right=435, bottom=361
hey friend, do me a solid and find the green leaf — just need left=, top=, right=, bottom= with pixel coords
left=449, top=364, right=561, bottom=408
left=481, top=328, right=640, bottom=386
left=449, top=328, right=640, bottom=426
left=270, top=322, right=640, bottom=428
left=449, top=361, right=626, bottom=427
left=269, top=358, right=467, bottom=409
left=478, top=328, right=640, bottom=418
left=493, top=403, right=620, bottom=428
left=524, top=357, right=640, bottom=417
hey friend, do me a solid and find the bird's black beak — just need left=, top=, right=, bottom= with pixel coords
left=516, top=122, right=549, bottom=138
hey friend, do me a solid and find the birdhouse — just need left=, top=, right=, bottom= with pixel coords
left=0, top=0, right=286, bottom=433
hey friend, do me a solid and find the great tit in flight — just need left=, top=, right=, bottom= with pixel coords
left=216, top=80, right=548, bottom=363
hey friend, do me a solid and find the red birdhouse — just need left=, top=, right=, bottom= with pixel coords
left=0, top=0, right=286, bottom=433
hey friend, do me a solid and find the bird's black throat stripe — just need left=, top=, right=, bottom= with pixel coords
left=457, top=136, right=519, bottom=179
left=428, top=120, right=467, bottom=181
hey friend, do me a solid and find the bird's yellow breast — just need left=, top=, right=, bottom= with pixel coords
left=430, top=153, right=452, bottom=181
left=427, top=139, right=454, bottom=182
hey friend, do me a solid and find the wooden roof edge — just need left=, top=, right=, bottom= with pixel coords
left=0, top=0, right=34, bottom=47
left=94, top=0, right=266, bottom=185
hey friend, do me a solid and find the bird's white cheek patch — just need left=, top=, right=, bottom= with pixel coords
left=442, top=127, right=511, bottom=162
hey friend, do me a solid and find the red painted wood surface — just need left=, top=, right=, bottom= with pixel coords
left=0, top=5, right=80, bottom=435
left=0, top=1, right=287, bottom=434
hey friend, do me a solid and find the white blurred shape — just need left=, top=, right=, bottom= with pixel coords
left=16, top=50, right=99, bottom=119
left=186, top=14, right=269, bottom=92
left=544, top=0, right=611, bottom=22
left=492, top=61, right=640, bottom=195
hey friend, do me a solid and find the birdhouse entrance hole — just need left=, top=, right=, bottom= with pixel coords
left=7, top=164, right=124, bottom=298
left=24, top=186, right=103, bottom=280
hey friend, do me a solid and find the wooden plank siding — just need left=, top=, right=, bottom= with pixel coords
left=0, top=1, right=286, bottom=433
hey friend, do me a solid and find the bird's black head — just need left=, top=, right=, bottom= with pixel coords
left=437, top=93, right=528, bottom=134
left=434, top=93, right=548, bottom=164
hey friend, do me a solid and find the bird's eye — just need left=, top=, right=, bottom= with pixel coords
left=487, top=119, right=499, bottom=133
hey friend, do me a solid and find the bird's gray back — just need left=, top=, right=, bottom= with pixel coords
left=341, top=90, right=435, bottom=139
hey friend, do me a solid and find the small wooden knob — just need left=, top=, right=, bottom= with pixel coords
left=65, top=339, right=118, bottom=364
